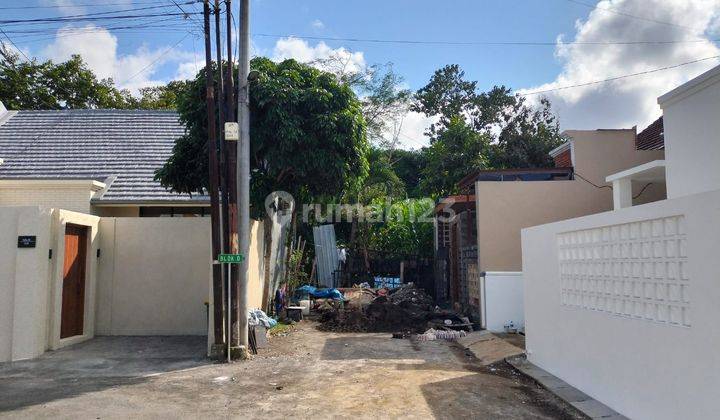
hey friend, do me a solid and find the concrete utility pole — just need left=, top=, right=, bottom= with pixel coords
left=203, top=0, right=225, bottom=356
left=223, top=0, right=240, bottom=355
left=235, top=0, right=251, bottom=356
left=213, top=0, right=231, bottom=363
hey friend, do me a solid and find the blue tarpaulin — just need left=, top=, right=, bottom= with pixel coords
left=296, top=285, right=344, bottom=300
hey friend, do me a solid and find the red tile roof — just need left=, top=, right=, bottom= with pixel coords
left=636, top=117, right=664, bottom=150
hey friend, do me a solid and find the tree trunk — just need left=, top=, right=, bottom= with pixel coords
left=261, top=214, right=273, bottom=313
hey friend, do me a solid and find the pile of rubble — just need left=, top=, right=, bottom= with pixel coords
left=316, top=284, right=463, bottom=333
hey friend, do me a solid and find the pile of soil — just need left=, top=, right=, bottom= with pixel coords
left=317, top=284, right=438, bottom=333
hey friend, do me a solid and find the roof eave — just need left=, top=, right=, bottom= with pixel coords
left=91, top=199, right=210, bottom=207
left=658, top=64, right=720, bottom=107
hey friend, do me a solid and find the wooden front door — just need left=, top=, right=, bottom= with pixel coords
left=61, top=224, right=88, bottom=339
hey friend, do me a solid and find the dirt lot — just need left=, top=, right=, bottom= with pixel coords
left=0, top=321, right=585, bottom=419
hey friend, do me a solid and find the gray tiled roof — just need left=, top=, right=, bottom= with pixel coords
left=0, top=109, right=208, bottom=204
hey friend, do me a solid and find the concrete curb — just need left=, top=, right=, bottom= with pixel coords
left=506, top=355, right=629, bottom=420
left=458, top=331, right=524, bottom=366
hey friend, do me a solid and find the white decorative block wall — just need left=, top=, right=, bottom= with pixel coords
left=557, top=215, right=690, bottom=327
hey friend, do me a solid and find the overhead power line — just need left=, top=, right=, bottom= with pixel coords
left=0, top=12, right=202, bottom=26
left=0, top=1, right=175, bottom=10
left=0, top=2, right=199, bottom=22
left=166, top=0, right=204, bottom=29
left=0, top=27, right=32, bottom=62
left=116, top=33, right=191, bottom=86
left=562, top=0, right=704, bottom=33
left=5, top=17, right=199, bottom=37
left=521, top=55, right=720, bottom=96
left=253, top=33, right=716, bottom=47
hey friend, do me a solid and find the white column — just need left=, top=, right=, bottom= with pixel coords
left=612, top=178, right=633, bottom=210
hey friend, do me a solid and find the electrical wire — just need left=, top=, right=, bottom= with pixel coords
left=521, top=55, right=720, bottom=96
left=633, top=183, right=653, bottom=199
left=18, top=1, right=201, bottom=19
left=166, top=0, right=204, bottom=30
left=116, top=32, right=191, bottom=86
left=252, top=33, right=716, bottom=47
left=0, top=12, right=202, bottom=26
left=0, top=3, right=196, bottom=27
left=5, top=17, right=198, bottom=35
left=0, top=1, right=180, bottom=10
left=574, top=172, right=613, bottom=190
left=561, top=0, right=704, bottom=34
left=0, top=27, right=32, bottom=62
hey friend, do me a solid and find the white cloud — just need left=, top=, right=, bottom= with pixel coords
left=271, top=37, right=366, bottom=75
left=41, top=25, right=195, bottom=92
left=43, top=0, right=85, bottom=16
left=521, top=0, right=720, bottom=131
left=311, top=19, right=325, bottom=30
left=174, top=60, right=202, bottom=81
left=43, top=0, right=132, bottom=16
left=392, top=111, right=436, bottom=150
left=43, top=26, right=118, bottom=80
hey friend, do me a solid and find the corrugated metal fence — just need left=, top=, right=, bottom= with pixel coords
left=313, top=224, right=339, bottom=288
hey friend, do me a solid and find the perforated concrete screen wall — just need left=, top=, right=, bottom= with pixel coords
left=557, top=215, right=690, bottom=327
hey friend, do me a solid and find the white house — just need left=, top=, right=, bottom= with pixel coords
left=521, top=64, right=720, bottom=420
left=0, top=107, right=268, bottom=363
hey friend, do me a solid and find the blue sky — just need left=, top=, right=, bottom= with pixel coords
left=7, top=0, right=588, bottom=89
left=3, top=0, right=720, bottom=148
left=250, top=0, right=588, bottom=90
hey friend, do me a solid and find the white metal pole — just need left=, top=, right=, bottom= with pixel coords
left=236, top=0, right=250, bottom=353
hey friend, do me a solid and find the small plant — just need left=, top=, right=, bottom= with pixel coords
left=285, top=248, right=309, bottom=291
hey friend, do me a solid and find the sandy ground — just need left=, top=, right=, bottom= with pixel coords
left=0, top=321, right=585, bottom=419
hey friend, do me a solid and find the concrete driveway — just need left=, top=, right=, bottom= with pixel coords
left=0, top=324, right=584, bottom=419
left=0, top=336, right=208, bottom=413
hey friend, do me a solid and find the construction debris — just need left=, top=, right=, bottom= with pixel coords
left=417, top=328, right=468, bottom=342
left=316, top=283, right=470, bottom=333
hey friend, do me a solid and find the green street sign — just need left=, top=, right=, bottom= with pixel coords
left=218, top=254, right=244, bottom=264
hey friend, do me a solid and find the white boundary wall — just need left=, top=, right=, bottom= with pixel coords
left=96, top=217, right=212, bottom=335
left=482, top=272, right=524, bottom=332
left=2, top=208, right=267, bottom=361
left=0, top=207, right=100, bottom=362
left=522, top=189, right=720, bottom=420
left=0, top=207, right=53, bottom=362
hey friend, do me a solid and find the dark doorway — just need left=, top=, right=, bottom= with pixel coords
left=61, top=224, right=88, bottom=339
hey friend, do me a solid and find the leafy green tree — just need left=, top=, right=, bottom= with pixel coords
left=367, top=198, right=435, bottom=256
left=390, top=148, right=425, bottom=198
left=413, top=64, right=478, bottom=136
left=314, top=57, right=411, bottom=147
left=490, top=97, right=564, bottom=168
left=349, top=147, right=405, bottom=203
left=355, top=64, right=412, bottom=147
left=155, top=58, right=369, bottom=216
left=420, top=116, right=490, bottom=197
left=136, top=81, right=189, bottom=109
left=0, top=46, right=135, bottom=110
left=413, top=64, right=564, bottom=173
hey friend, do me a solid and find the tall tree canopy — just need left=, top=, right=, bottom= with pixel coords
left=391, top=148, right=425, bottom=198
left=420, top=116, right=491, bottom=197
left=0, top=47, right=135, bottom=110
left=1, top=47, right=188, bottom=111
left=314, top=57, right=411, bottom=148
left=135, top=81, right=190, bottom=110
left=155, top=58, right=369, bottom=215
left=412, top=64, right=565, bottom=196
